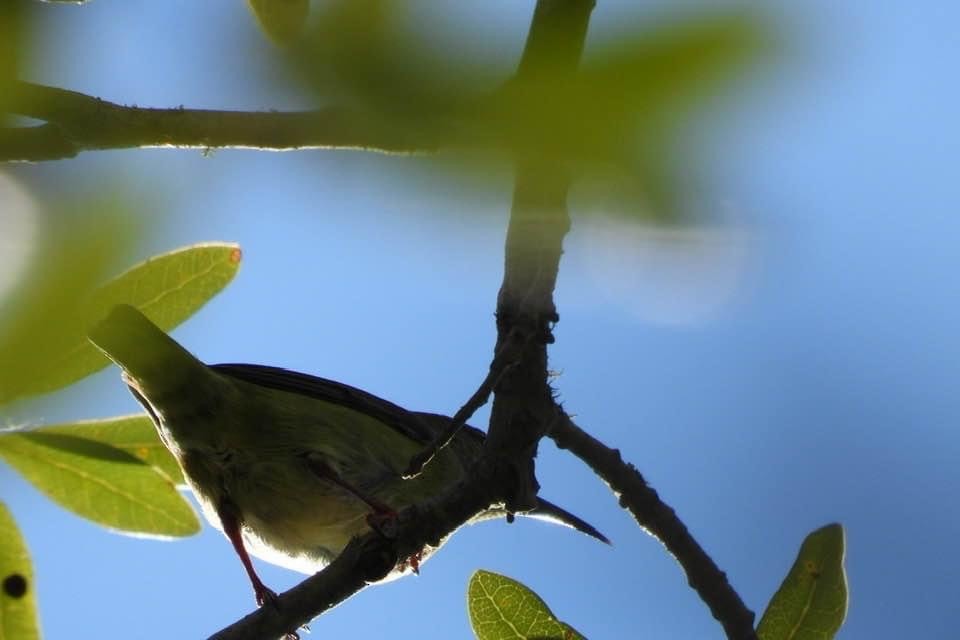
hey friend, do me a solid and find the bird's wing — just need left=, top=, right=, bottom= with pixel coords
left=211, top=363, right=437, bottom=445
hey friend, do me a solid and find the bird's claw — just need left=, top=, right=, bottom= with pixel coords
left=397, top=548, right=423, bottom=575
left=255, top=583, right=280, bottom=609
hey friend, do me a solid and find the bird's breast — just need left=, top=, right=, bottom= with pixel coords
left=224, top=455, right=376, bottom=572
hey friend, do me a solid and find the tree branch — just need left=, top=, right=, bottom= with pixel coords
left=550, top=414, right=759, bottom=640
left=0, top=123, right=80, bottom=161
left=483, top=0, right=594, bottom=514
left=2, top=82, right=441, bottom=161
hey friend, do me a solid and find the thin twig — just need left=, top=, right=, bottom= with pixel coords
left=404, top=330, right=525, bottom=478
left=551, top=413, right=759, bottom=640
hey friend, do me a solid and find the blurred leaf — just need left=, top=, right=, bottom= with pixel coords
left=0, top=207, right=135, bottom=405
left=0, top=501, right=40, bottom=640
left=0, top=432, right=199, bottom=537
left=0, top=238, right=242, bottom=403
left=757, top=523, right=848, bottom=640
left=0, top=1, right=23, bottom=119
left=248, top=0, right=309, bottom=44
left=468, top=570, right=585, bottom=640
left=293, top=3, right=773, bottom=221
left=489, top=13, right=770, bottom=218
left=40, top=414, right=183, bottom=485
left=297, top=0, right=497, bottom=123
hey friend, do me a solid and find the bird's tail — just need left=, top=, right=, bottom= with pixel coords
left=475, top=498, right=610, bottom=545
left=527, top=497, right=611, bottom=545
left=88, top=304, right=208, bottom=399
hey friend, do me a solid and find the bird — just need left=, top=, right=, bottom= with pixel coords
left=88, top=304, right=608, bottom=607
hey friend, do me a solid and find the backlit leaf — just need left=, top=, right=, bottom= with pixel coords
left=40, top=414, right=182, bottom=485
left=0, top=241, right=242, bottom=402
left=757, top=523, right=848, bottom=640
left=248, top=0, right=309, bottom=44
left=0, top=432, right=199, bottom=537
left=0, top=502, right=40, bottom=640
left=468, top=569, right=585, bottom=640
left=0, top=208, right=134, bottom=404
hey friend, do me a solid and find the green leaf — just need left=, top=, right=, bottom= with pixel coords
left=757, top=523, right=848, bottom=640
left=0, top=208, right=136, bottom=404
left=0, top=502, right=40, bottom=640
left=52, top=242, right=242, bottom=394
left=0, top=2, right=23, bottom=118
left=468, top=569, right=585, bottom=640
left=491, top=13, right=770, bottom=158
left=2, top=242, right=242, bottom=401
left=295, top=4, right=773, bottom=221
left=248, top=0, right=310, bottom=44
left=39, top=414, right=183, bottom=485
left=0, top=432, right=199, bottom=538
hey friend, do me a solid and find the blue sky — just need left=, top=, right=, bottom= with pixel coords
left=2, top=1, right=959, bottom=638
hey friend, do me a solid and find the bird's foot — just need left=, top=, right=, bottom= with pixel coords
left=397, top=548, right=423, bottom=575
left=254, top=582, right=280, bottom=609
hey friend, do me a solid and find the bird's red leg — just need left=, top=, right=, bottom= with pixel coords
left=217, top=501, right=301, bottom=639
left=216, top=499, right=278, bottom=608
